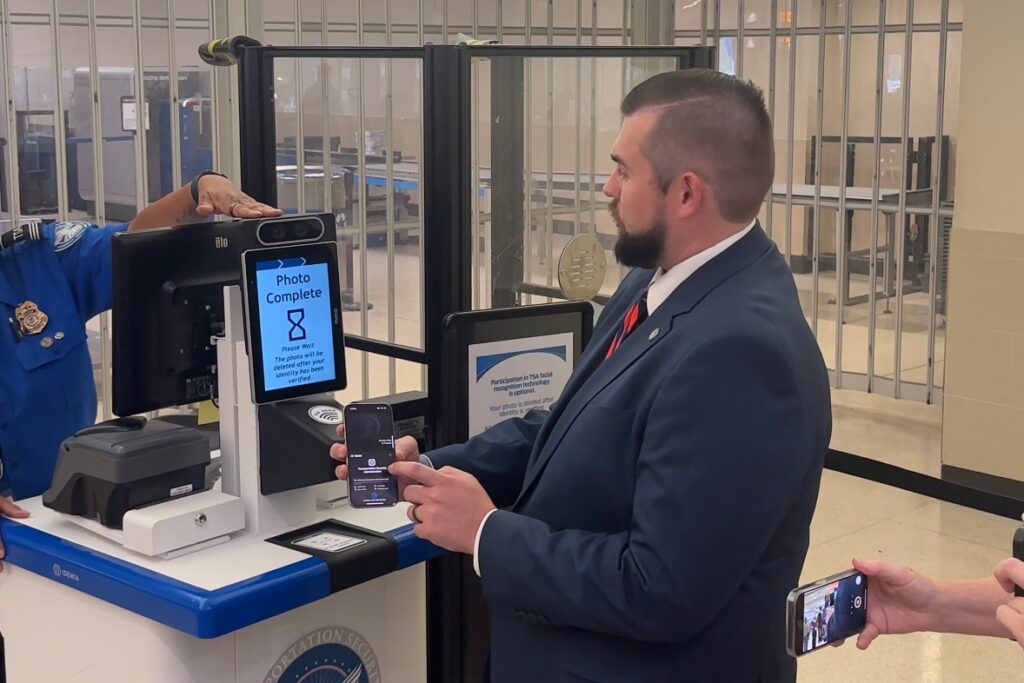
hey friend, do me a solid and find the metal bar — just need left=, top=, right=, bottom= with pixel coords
left=927, top=0, right=948, bottom=402
left=574, top=0, right=582, bottom=240
left=472, top=56, right=481, bottom=309
left=589, top=0, right=597, bottom=237
left=343, top=335, right=427, bottom=364
left=894, top=0, right=914, bottom=397
left=867, top=0, right=886, bottom=391
left=621, top=0, right=629, bottom=45
left=518, top=281, right=610, bottom=306
left=834, top=0, right=853, bottom=386
left=524, top=0, right=534, bottom=301
left=810, top=0, right=825, bottom=337
left=131, top=0, right=149, bottom=210
left=294, top=0, right=306, bottom=214
left=545, top=0, right=554, bottom=294
left=442, top=0, right=448, bottom=42
left=238, top=49, right=278, bottom=204
left=88, top=0, right=109, bottom=416
left=700, top=0, right=708, bottom=46
left=496, top=0, right=503, bottom=41
left=765, top=0, right=777, bottom=242
left=50, top=0, right=69, bottom=222
left=356, top=9, right=369, bottom=398
left=386, top=60, right=397, bottom=393
left=736, top=0, right=745, bottom=77
left=784, top=0, right=797, bottom=265
left=260, top=46, right=425, bottom=58
left=713, top=0, right=721, bottom=47
left=321, top=0, right=330, bottom=216
left=167, top=0, right=182, bottom=191
left=892, top=0, right=917, bottom=397
left=2, top=0, right=21, bottom=223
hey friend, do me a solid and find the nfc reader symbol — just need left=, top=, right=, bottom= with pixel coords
left=287, top=309, right=306, bottom=341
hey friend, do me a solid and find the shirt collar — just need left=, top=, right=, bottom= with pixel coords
left=646, top=219, right=757, bottom=315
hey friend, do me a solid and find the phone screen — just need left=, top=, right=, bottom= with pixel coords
left=344, top=403, right=398, bottom=507
left=796, top=572, right=868, bottom=655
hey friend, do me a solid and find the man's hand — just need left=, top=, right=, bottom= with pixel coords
left=329, top=426, right=421, bottom=499
left=994, top=558, right=1024, bottom=650
left=195, top=174, right=282, bottom=219
left=0, top=497, right=30, bottom=573
left=844, top=557, right=940, bottom=649
left=390, top=462, right=495, bottom=555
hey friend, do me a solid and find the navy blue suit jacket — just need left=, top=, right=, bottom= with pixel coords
left=430, top=225, right=831, bottom=682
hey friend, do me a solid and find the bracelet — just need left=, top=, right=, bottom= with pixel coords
left=190, top=171, right=227, bottom=205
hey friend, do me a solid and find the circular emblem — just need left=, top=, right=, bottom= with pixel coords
left=15, top=300, right=48, bottom=335
left=557, top=233, right=607, bottom=301
left=52, top=563, right=61, bottom=577
left=264, top=627, right=380, bottom=683
left=308, top=405, right=343, bottom=425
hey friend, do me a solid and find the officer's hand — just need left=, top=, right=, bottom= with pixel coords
left=0, top=497, right=30, bottom=573
left=195, top=175, right=282, bottom=219
left=330, top=425, right=422, bottom=500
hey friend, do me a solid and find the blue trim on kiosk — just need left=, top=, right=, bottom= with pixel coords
left=0, top=517, right=443, bottom=638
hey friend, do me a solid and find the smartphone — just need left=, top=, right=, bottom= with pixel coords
left=1014, top=526, right=1024, bottom=597
left=343, top=402, right=399, bottom=508
left=786, top=569, right=868, bottom=657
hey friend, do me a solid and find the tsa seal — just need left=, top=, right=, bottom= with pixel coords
left=308, top=405, right=343, bottom=425
left=52, top=221, right=89, bottom=252
left=264, top=627, right=381, bottom=683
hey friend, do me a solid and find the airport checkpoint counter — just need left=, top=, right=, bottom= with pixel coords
left=0, top=487, right=442, bottom=683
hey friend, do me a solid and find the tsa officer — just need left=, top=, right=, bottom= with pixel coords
left=0, top=172, right=281, bottom=567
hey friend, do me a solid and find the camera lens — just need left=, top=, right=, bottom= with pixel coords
left=293, top=221, right=311, bottom=239
left=271, top=224, right=285, bottom=241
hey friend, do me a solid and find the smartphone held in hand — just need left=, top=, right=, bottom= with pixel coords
left=786, top=569, right=868, bottom=657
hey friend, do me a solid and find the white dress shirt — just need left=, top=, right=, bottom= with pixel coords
left=471, top=220, right=758, bottom=576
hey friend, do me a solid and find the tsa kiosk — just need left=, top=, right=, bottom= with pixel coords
left=0, top=215, right=439, bottom=682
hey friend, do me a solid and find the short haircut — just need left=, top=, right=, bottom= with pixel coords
left=620, top=69, right=774, bottom=223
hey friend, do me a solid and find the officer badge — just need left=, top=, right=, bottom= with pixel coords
left=15, top=300, right=48, bottom=335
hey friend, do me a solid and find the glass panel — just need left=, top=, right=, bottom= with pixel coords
left=675, top=0, right=703, bottom=32
left=140, top=2, right=171, bottom=203
left=473, top=54, right=679, bottom=311
left=176, top=22, right=214, bottom=188
left=886, top=0, right=908, bottom=26
left=95, top=0, right=139, bottom=221
left=719, top=0, right=739, bottom=31
left=797, top=0, right=822, bottom=28
left=741, top=0, right=772, bottom=29
left=914, top=0, right=941, bottom=25
left=10, top=14, right=59, bottom=218
left=58, top=0, right=98, bottom=225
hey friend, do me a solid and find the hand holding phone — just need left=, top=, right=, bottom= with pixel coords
left=787, top=569, right=868, bottom=657
left=343, top=403, right=399, bottom=508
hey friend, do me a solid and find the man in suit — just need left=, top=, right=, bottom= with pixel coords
left=332, top=68, right=831, bottom=682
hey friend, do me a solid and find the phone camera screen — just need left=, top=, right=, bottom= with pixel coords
left=800, top=573, right=867, bottom=654
left=346, top=405, right=398, bottom=507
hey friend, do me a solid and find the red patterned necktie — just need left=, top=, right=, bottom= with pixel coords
left=605, top=289, right=649, bottom=359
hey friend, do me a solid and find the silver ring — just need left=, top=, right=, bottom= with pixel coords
left=410, top=504, right=422, bottom=524
left=227, top=201, right=240, bottom=217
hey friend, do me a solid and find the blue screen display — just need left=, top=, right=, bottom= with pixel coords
left=255, top=258, right=335, bottom=392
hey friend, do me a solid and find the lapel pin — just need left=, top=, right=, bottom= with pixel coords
left=649, top=328, right=660, bottom=341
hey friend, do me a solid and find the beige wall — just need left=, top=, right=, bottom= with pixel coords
left=942, top=0, right=1024, bottom=485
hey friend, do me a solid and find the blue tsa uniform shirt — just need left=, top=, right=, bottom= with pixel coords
left=0, top=220, right=127, bottom=500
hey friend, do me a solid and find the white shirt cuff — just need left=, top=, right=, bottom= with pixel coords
left=473, top=508, right=499, bottom=577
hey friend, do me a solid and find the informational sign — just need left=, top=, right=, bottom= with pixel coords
left=467, top=333, right=574, bottom=437
left=255, top=259, right=336, bottom=391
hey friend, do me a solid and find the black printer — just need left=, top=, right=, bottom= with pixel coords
left=42, top=417, right=210, bottom=529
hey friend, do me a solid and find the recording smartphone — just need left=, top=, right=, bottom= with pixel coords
left=343, top=402, right=399, bottom=508
left=786, top=569, right=868, bottom=657
left=1014, top=526, right=1024, bottom=597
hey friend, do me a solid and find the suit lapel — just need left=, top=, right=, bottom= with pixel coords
left=514, top=224, right=775, bottom=505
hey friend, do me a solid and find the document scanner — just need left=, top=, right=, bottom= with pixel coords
left=42, top=417, right=244, bottom=558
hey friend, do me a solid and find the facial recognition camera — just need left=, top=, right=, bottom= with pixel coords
left=256, top=216, right=326, bottom=246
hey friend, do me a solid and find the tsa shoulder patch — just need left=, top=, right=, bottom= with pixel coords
left=52, top=221, right=91, bottom=252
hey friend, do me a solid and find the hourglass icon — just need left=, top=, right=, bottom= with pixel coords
left=287, top=309, right=306, bottom=341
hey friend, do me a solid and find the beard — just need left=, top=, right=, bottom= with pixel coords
left=609, top=199, right=666, bottom=270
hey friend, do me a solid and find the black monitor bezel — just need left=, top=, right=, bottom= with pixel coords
left=241, top=242, right=348, bottom=404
